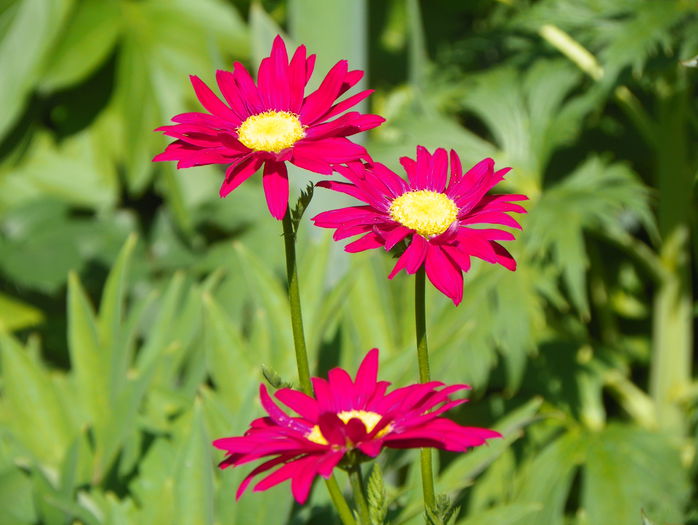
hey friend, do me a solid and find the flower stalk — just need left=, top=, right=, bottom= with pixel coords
left=347, top=463, right=370, bottom=525
left=281, top=210, right=356, bottom=525
left=415, top=267, right=436, bottom=512
left=281, top=210, right=312, bottom=395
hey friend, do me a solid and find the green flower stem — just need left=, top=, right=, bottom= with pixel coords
left=348, top=464, right=370, bottom=525
left=281, top=211, right=355, bottom=525
left=414, top=267, right=436, bottom=513
left=281, top=211, right=311, bottom=395
left=326, top=475, right=357, bottom=525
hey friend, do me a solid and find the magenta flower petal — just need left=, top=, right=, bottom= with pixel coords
left=220, top=156, right=263, bottom=198
left=354, top=348, right=379, bottom=395
left=294, top=137, right=368, bottom=162
left=274, top=388, right=319, bottom=421
left=154, top=35, right=382, bottom=219
left=213, top=349, right=499, bottom=503
left=312, top=147, right=527, bottom=304
left=346, top=232, right=384, bottom=253
left=300, top=60, right=349, bottom=123
left=425, top=245, right=464, bottom=305
left=263, top=161, right=289, bottom=220
left=382, top=225, right=412, bottom=250
left=189, top=75, right=238, bottom=121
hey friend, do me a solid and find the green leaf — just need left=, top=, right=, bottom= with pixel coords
left=116, top=0, right=248, bottom=192
left=582, top=424, right=688, bottom=525
left=233, top=242, right=295, bottom=373
left=99, top=233, right=137, bottom=396
left=0, top=0, right=72, bottom=141
left=135, top=272, right=186, bottom=373
left=290, top=182, right=314, bottom=236
left=203, top=292, right=258, bottom=405
left=68, top=272, right=109, bottom=427
left=640, top=511, right=656, bottom=525
left=457, top=504, right=541, bottom=525
left=509, top=429, right=588, bottom=525
left=0, top=120, right=119, bottom=212
left=438, top=397, right=543, bottom=492
left=173, top=403, right=215, bottom=525
left=598, top=1, right=681, bottom=78
left=39, top=0, right=121, bottom=91
left=0, top=291, right=43, bottom=332
left=130, top=438, right=176, bottom=524
left=0, top=333, right=72, bottom=465
left=32, top=466, right=99, bottom=525
left=368, top=463, right=388, bottom=525
left=525, top=156, right=652, bottom=317
left=250, top=1, right=287, bottom=67
left=288, top=0, right=367, bottom=90
left=426, top=494, right=459, bottom=525
left=370, top=109, right=495, bottom=177
left=0, top=466, right=37, bottom=525
left=459, top=61, right=585, bottom=192
left=0, top=201, right=84, bottom=293
left=406, top=0, right=428, bottom=95
left=343, top=254, right=402, bottom=358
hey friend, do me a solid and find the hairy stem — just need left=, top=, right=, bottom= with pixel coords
left=348, top=464, right=370, bottom=525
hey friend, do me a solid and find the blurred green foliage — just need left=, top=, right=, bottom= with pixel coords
left=0, top=0, right=697, bottom=524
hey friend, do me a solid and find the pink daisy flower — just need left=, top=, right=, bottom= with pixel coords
left=213, top=349, right=499, bottom=504
left=153, top=36, right=384, bottom=220
left=311, top=147, right=527, bottom=305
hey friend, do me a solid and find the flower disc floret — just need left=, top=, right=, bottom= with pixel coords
left=237, top=110, right=305, bottom=153
left=306, top=410, right=389, bottom=446
left=390, top=190, right=458, bottom=238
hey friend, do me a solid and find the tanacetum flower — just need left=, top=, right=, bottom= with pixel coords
left=154, top=35, right=384, bottom=219
left=213, top=349, right=499, bottom=503
left=312, top=147, right=527, bottom=305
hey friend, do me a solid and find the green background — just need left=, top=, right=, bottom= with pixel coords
left=0, top=0, right=696, bottom=523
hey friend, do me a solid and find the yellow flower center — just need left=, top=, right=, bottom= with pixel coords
left=306, top=426, right=328, bottom=446
left=389, top=190, right=458, bottom=238
left=236, top=110, right=305, bottom=153
left=305, top=410, right=390, bottom=446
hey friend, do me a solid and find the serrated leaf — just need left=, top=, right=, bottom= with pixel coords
left=290, top=182, right=314, bottom=235
left=457, top=503, right=541, bottom=525
left=582, top=424, right=688, bottom=525
left=438, top=397, right=543, bottom=492
left=525, top=156, right=652, bottom=317
left=509, top=430, right=587, bottom=525
left=368, top=463, right=388, bottom=525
